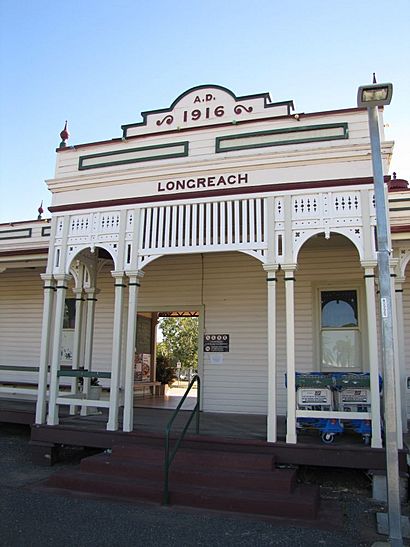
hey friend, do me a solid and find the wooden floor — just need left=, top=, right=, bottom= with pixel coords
left=1, top=395, right=407, bottom=472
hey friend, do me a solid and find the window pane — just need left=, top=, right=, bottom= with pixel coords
left=321, top=290, right=358, bottom=328
left=321, top=330, right=361, bottom=369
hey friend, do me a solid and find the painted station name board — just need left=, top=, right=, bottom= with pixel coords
left=157, top=173, right=248, bottom=193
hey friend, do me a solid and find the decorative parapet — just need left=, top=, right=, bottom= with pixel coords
left=0, top=219, right=51, bottom=263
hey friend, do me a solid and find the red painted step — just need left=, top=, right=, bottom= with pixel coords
left=80, top=452, right=297, bottom=493
left=170, top=482, right=320, bottom=520
left=43, top=445, right=320, bottom=520
left=46, top=469, right=319, bottom=519
left=47, top=470, right=161, bottom=503
left=109, top=444, right=277, bottom=471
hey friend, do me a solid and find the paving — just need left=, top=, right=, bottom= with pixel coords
left=2, top=423, right=409, bottom=546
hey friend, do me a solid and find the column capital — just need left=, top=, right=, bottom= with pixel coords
left=54, top=274, right=72, bottom=288
left=390, top=257, right=400, bottom=277
left=361, top=260, right=378, bottom=270
left=281, top=263, right=297, bottom=273
left=40, top=273, right=55, bottom=283
left=54, top=273, right=72, bottom=282
left=84, top=287, right=101, bottom=296
left=126, top=270, right=144, bottom=280
left=111, top=270, right=125, bottom=280
left=263, top=264, right=278, bottom=274
left=72, top=287, right=84, bottom=297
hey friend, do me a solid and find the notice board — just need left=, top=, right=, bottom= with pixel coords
left=204, top=334, right=229, bottom=352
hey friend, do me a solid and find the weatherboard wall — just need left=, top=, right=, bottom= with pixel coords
left=0, top=268, right=44, bottom=383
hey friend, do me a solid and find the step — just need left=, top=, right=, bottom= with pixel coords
left=110, top=444, right=276, bottom=472
left=45, top=469, right=319, bottom=519
left=46, top=470, right=161, bottom=504
left=80, top=453, right=297, bottom=493
left=170, top=482, right=320, bottom=520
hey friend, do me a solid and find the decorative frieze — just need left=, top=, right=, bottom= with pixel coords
left=47, top=186, right=377, bottom=274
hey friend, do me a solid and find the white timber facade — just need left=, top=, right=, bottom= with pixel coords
left=1, top=84, right=409, bottom=448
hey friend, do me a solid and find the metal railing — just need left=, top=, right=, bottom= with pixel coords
left=0, top=364, right=83, bottom=397
left=163, top=374, right=201, bottom=505
left=57, top=369, right=112, bottom=381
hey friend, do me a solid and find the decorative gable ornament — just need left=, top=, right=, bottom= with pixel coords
left=122, top=85, right=294, bottom=138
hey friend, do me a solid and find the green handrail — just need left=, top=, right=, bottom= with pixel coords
left=163, top=374, right=200, bottom=505
left=57, top=370, right=111, bottom=379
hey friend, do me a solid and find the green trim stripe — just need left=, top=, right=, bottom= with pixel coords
left=0, top=228, right=32, bottom=240
left=79, top=141, right=189, bottom=170
left=215, top=123, right=348, bottom=153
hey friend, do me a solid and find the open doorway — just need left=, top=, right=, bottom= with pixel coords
left=134, top=309, right=201, bottom=409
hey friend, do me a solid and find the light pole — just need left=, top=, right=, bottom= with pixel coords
left=357, top=80, right=403, bottom=546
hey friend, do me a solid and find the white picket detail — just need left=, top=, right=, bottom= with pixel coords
left=59, top=188, right=374, bottom=270
left=139, top=197, right=267, bottom=258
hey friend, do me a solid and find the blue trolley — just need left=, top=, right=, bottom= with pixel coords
left=295, top=373, right=343, bottom=444
left=334, top=373, right=373, bottom=444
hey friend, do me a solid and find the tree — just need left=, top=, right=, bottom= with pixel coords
left=155, top=351, right=177, bottom=386
left=157, top=317, right=198, bottom=370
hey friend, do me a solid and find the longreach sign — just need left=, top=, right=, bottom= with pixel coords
left=157, top=173, right=248, bottom=193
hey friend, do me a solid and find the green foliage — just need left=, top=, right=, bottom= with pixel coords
left=155, top=350, right=177, bottom=385
left=158, top=317, right=198, bottom=371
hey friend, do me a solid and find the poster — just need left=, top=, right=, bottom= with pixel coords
left=134, top=353, right=151, bottom=382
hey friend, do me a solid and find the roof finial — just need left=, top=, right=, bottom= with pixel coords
left=59, top=120, right=70, bottom=148
left=37, top=201, right=44, bottom=220
left=387, top=172, right=409, bottom=192
left=372, top=72, right=377, bottom=84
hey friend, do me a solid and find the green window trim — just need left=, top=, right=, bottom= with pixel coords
left=215, top=123, right=348, bottom=153
left=79, top=141, right=189, bottom=171
left=0, top=228, right=32, bottom=240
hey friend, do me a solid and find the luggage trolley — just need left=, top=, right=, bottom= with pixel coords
left=334, top=373, right=372, bottom=444
left=295, top=373, right=343, bottom=444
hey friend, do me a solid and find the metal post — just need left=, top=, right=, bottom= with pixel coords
left=368, top=104, right=402, bottom=546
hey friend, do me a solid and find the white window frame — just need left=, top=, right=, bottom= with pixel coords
left=315, top=284, right=365, bottom=373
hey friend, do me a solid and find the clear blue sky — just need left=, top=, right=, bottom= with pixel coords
left=1, top=0, right=409, bottom=223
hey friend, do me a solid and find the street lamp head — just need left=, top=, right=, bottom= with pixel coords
left=357, top=82, right=393, bottom=108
